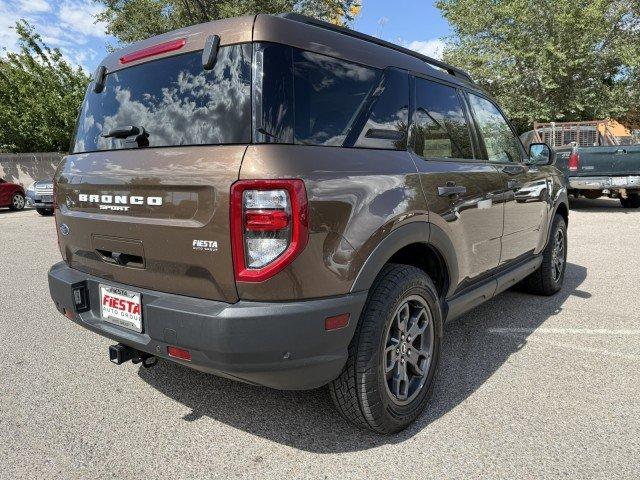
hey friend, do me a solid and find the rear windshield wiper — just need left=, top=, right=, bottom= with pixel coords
left=102, top=125, right=149, bottom=148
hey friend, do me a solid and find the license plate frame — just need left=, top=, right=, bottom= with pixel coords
left=99, top=284, right=143, bottom=332
left=41, top=195, right=53, bottom=202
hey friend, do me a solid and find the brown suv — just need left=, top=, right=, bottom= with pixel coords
left=48, top=13, right=569, bottom=433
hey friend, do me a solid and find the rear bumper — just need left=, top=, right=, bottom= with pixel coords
left=568, top=175, right=640, bottom=190
left=48, top=262, right=367, bottom=390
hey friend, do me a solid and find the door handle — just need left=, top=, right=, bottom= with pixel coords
left=507, top=180, right=521, bottom=190
left=615, top=149, right=628, bottom=155
left=438, top=185, right=467, bottom=197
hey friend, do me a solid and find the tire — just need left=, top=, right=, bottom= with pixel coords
left=329, top=264, right=442, bottom=434
left=36, top=208, right=54, bottom=216
left=620, top=193, right=640, bottom=209
left=520, top=214, right=567, bottom=296
left=8, top=192, right=25, bottom=211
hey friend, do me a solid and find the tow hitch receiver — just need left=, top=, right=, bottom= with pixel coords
left=109, top=343, right=157, bottom=368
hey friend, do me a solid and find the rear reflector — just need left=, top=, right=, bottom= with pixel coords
left=167, top=346, right=191, bottom=361
left=325, top=313, right=350, bottom=331
left=120, top=38, right=186, bottom=64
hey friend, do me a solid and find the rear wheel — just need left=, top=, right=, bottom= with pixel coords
left=9, top=193, right=25, bottom=211
left=520, top=214, right=567, bottom=296
left=329, top=264, right=442, bottom=434
left=620, top=193, right=640, bottom=209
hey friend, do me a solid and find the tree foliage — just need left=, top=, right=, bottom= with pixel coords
left=436, top=0, right=640, bottom=131
left=97, top=0, right=362, bottom=45
left=0, top=21, right=90, bottom=152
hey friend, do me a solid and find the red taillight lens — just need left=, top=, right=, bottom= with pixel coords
left=230, top=179, right=308, bottom=282
left=167, top=346, right=191, bottom=361
left=120, top=38, right=186, bottom=64
left=568, top=150, right=580, bottom=171
left=245, top=210, right=289, bottom=231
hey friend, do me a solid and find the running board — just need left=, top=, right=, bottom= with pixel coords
left=444, top=256, right=542, bottom=323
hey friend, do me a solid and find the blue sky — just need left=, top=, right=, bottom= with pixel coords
left=0, top=0, right=451, bottom=71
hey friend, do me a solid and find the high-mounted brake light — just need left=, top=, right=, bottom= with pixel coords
left=120, top=38, right=186, bottom=64
left=568, top=150, right=580, bottom=171
left=231, top=180, right=308, bottom=282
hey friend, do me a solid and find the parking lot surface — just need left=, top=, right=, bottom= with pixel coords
left=1, top=200, right=639, bottom=479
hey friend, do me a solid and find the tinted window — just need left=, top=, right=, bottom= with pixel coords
left=254, top=43, right=382, bottom=147
left=468, top=94, right=522, bottom=163
left=353, top=68, right=409, bottom=150
left=411, top=78, right=473, bottom=159
left=72, top=44, right=252, bottom=153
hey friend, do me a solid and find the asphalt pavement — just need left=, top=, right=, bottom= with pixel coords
left=1, top=199, right=639, bottom=479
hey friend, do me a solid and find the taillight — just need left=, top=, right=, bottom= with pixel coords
left=230, top=179, right=308, bottom=282
left=568, top=150, right=580, bottom=171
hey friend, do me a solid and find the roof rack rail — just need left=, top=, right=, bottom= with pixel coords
left=277, top=13, right=474, bottom=84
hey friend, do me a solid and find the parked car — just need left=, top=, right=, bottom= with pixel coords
left=0, top=178, right=26, bottom=211
left=26, top=179, right=55, bottom=216
left=48, top=13, right=569, bottom=433
left=522, top=121, right=640, bottom=208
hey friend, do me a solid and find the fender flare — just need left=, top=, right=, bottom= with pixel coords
left=546, top=188, right=569, bottom=247
left=350, top=221, right=459, bottom=297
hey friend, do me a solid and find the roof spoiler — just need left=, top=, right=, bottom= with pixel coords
left=278, top=13, right=474, bottom=84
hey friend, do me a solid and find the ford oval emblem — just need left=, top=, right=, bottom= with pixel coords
left=60, top=223, right=70, bottom=236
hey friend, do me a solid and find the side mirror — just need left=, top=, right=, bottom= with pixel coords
left=528, top=142, right=555, bottom=166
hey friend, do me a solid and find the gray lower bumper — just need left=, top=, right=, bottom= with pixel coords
left=569, top=175, right=640, bottom=190
left=48, top=262, right=367, bottom=390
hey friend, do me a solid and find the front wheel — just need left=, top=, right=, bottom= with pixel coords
left=520, top=214, right=567, bottom=296
left=620, top=193, right=640, bottom=209
left=329, top=264, right=442, bottom=434
left=9, top=193, right=25, bottom=211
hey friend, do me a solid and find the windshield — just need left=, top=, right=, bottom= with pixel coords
left=72, top=44, right=252, bottom=153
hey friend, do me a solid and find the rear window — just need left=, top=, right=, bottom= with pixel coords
left=72, top=44, right=252, bottom=153
left=253, top=43, right=408, bottom=149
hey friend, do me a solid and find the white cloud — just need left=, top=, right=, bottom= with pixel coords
left=19, top=0, right=51, bottom=13
left=0, top=0, right=108, bottom=71
left=58, top=0, right=107, bottom=37
left=406, top=39, right=446, bottom=60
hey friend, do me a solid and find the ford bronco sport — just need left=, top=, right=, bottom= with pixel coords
left=48, top=13, right=569, bottom=433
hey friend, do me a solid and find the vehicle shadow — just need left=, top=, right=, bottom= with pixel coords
left=0, top=207, right=35, bottom=216
left=137, top=262, right=588, bottom=453
left=570, top=197, right=636, bottom=212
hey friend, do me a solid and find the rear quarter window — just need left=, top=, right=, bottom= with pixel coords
left=254, top=43, right=407, bottom=150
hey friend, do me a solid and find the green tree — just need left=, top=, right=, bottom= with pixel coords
left=436, top=0, right=640, bottom=131
left=0, top=21, right=90, bottom=152
left=97, top=0, right=362, bottom=45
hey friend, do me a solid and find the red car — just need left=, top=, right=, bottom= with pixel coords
left=0, top=178, right=26, bottom=211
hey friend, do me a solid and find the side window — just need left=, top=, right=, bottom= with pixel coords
left=353, top=68, right=409, bottom=150
left=254, top=43, right=382, bottom=147
left=411, top=78, right=474, bottom=160
left=467, top=94, right=522, bottom=163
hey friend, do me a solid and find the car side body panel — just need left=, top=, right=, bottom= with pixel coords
left=237, top=144, right=428, bottom=301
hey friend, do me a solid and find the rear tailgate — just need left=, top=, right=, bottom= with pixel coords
left=572, top=146, right=640, bottom=176
left=56, top=147, right=244, bottom=302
